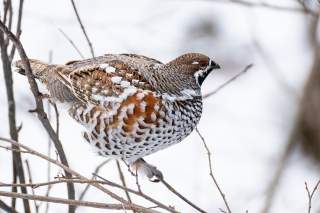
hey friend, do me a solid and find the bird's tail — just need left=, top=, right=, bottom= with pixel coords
left=13, top=59, right=55, bottom=83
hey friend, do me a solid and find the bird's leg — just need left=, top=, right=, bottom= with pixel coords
left=130, top=158, right=163, bottom=182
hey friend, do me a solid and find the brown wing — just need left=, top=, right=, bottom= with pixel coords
left=57, top=60, right=154, bottom=106
left=120, top=53, right=163, bottom=65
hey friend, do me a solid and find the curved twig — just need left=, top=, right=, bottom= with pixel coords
left=69, top=0, right=95, bottom=57
left=0, top=191, right=142, bottom=211
left=196, top=128, right=232, bottom=213
left=160, top=179, right=207, bottom=213
left=203, top=64, right=253, bottom=99
left=0, top=137, right=171, bottom=213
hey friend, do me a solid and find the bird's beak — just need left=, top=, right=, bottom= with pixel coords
left=210, top=60, right=221, bottom=70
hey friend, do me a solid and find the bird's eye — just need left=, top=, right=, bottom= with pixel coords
left=199, top=60, right=208, bottom=66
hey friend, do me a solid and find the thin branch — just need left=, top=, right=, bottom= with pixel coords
left=202, top=64, right=253, bottom=99
left=3, top=0, right=13, bottom=47
left=160, top=179, right=207, bottom=213
left=0, top=19, right=76, bottom=213
left=9, top=0, right=24, bottom=62
left=0, top=199, right=17, bottom=213
left=93, top=173, right=179, bottom=213
left=0, top=144, right=30, bottom=153
left=77, top=159, right=111, bottom=203
left=116, top=161, right=134, bottom=210
left=0, top=191, right=144, bottom=211
left=0, top=137, right=165, bottom=213
left=0, top=3, right=30, bottom=211
left=44, top=50, right=54, bottom=213
left=196, top=128, right=232, bottom=213
left=58, top=28, right=85, bottom=59
left=206, top=0, right=318, bottom=17
left=305, top=180, right=320, bottom=213
left=45, top=95, right=52, bottom=213
left=24, top=160, right=40, bottom=213
left=0, top=178, right=107, bottom=189
left=69, top=0, right=95, bottom=57
left=0, top=174, right=178, bottom=213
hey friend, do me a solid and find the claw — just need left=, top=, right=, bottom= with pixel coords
left=131, top=158, right=164, bottom=182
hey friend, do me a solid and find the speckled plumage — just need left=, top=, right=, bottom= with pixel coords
left=15, top=53, right=220, bottom=179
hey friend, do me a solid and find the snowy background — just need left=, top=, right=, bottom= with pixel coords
left=0, top=0, right=320, bottom=212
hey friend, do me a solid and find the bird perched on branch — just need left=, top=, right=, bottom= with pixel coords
left=14, top=53, right=220, bottom=181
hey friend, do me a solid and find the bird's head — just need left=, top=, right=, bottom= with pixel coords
left=154, top=53, right=220, bottom=100
left=172, top=53, right=220, bottom=86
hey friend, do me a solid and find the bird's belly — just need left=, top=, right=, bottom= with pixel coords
left=85, top=117, right=195, bottom=163
left=70, top=93, right=201, bottom=163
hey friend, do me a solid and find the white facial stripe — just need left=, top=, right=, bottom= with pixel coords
left=194, top=59, right=212, bottom=85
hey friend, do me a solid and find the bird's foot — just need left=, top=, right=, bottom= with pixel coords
left=131, top=158, right=163, bottom=182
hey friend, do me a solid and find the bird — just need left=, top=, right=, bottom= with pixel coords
left=14, top=53, right=220, bottom=181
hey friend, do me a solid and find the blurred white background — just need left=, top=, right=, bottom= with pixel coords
left=1, top=0, right=320, bottom=212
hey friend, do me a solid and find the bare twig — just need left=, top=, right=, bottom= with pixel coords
left=196, top=128, right=232, bottom=213
left=45, top=84, right=52, bottom=213
left=9, top=0, right=24, bottom=62
left=202, top=64, right=253, bottom=99
left=206, top=0, right=317, bottom=17
left=0, top=174, right=179, bottom=213
left=77, top=159, right=111, bottom=203
left=0, top=137, right=166, bottom=213
left=116, top=161, right=134, bottom=209
left=0, top=19, right=76, bottom=213
left=0, top=144, right=30, bottom=153
left=0, top=2, right=30, bottom=211
left=69, top=0, right=95, bottom=57
left=305, top=180, right=320, bottom=213
left=160, top=179, right=207, bottom=213
left=0, top=191, right=147, bottom=211
left=0, top=178, right=107, bottom=189
left=93, top=173, right=179, bottom=213
left=45, top=50, right=54, bottom=213
left=52, top=102, right=60, bottom=137
left=58, top=28, right=85, bottom=59
left=24, top=160, right=40, bottom=213
left=0, top=199, right=17, bottom=213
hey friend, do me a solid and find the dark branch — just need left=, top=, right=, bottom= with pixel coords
left=0, top=19, right=76, bottom=213
left=0, top=199, right=17, bottom=213
left=0, top=2, right=30, bottom=211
